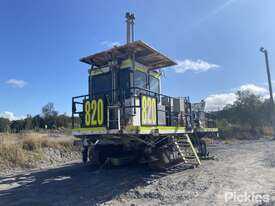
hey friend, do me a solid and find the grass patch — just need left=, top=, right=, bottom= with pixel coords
left=0, top=144, right=27, bottom=167
left=22, top=134, right=73, bottom=151
left=217, top=120, right=265, bottom=140
left=0, top=132, right=78, bottom=172
left=22, top=137, right=42, bottom=151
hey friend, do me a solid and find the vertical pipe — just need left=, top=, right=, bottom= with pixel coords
left=264, top=50, right=274, bottom=106
left=126, top=12, right=130, bottom=44
left=72, top=98, right=74, bottom=129
left=260, top=47, right=275, bottom=139
left=131, top=17, right=134, bottom=42
left=127, top=19, right=130, bottom=44
left=126, top=12, right=135, bottom=44
left=264, top=50, right=275, bottom=139
left=107, top=107, right=110, bottom=129
left=118, top=108, right=121, bottom=130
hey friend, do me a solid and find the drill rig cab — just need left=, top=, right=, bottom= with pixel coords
left=72, top=13, right=218, bottom=169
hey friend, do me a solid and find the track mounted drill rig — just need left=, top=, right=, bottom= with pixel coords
left=72, top=13, right=218, bottom=169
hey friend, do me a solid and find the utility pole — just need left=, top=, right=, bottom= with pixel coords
left=260, top=47, right=275, bottom=139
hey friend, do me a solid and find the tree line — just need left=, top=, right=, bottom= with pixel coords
left=0, top=103, right=71, bottom=132
left=214, top=90, right=272, bottom=138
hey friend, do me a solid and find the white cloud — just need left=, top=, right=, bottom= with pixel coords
left=239, top=84, right=267, bottom=95
left=263, top=93, right=275, bottom=100
left=205, top=93, right=237, bottom=111
left=205, top=83, right=269, bottom=111
left=173, top=59, right=220, bottom=73
left=0, top=112, right=25, bottom=121
left=101, top=41, right=121, bottom=48
left=5, top=79, right=27, bottom=88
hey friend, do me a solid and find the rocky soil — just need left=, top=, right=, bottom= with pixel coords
left=0, top=139, right=275, bottom=206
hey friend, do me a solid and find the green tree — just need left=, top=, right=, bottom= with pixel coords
left=42, top=102, right=58, bottom=117
left=32, top=115, right=45, bottom=129
left=233, top=91, right=262, bottom=128
left=216, top=90, right=270, bottom=130
left=10, top=120, right=25, bottom=133
left=56, top=114, right=71, bottom=128
left=42, top=103, right=58, bottom=129
left=0, top=118, right=10, bottom=132
left=24, top=114, right=33, bottom=130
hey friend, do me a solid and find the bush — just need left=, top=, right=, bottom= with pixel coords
left=22, top=137, right=42, bottom=151
left=217, top=122, right=263, bottom=140
left=215, top=90, right=273, bottom=139
left=0, top=144, right=26, bottom=167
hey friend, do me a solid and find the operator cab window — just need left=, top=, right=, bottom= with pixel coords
left=134, top=70, right=147, bottom=89
left=91, top=72, right=112, bottom=96
left=149, top=75, right=160, bottom=94
left=118, top=69, right=130, bottom=98
left=134, top=70, right=147, bottom=95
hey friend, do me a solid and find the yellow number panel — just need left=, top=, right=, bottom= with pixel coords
left=141, top=95, right=157, bottom=125
left=85, top=101, right=91, bottom=126
left=84, top=98, right=104, bottom=127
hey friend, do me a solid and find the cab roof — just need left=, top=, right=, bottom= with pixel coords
left=80, top=40, right=177, bottom=70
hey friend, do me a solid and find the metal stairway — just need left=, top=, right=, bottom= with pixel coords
left=173, top=134, right=201, bottom=166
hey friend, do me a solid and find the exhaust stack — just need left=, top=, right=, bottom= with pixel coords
left=126, top=12, right=135, bottom=44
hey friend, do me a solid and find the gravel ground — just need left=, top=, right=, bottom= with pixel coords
left=0, top=139, right=275, bottom=206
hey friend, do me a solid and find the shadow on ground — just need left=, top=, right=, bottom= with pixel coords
left=0, top=162, right=184, bottom=206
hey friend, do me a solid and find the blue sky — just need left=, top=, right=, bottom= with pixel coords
left=0, top=0, right=275, bottom=119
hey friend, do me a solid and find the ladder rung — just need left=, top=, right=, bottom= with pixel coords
left=178, top=143, right=190, bottom=146
left=185, top=156, right=196, bottom=159
left=177, top=141, right=189, bottom=144
left=177, top=140, right=189, bottom=143
left=178, top=142, right=190, bottom=145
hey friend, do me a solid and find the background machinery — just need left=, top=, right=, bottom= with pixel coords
left=72, top=13, right=218, bottom=169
